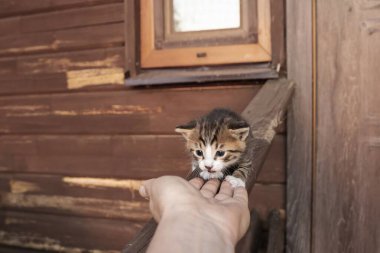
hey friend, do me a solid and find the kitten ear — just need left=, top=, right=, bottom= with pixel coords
left=175, top=120, right=196, bottom=139
left=229, top=127, right=250, bottom=141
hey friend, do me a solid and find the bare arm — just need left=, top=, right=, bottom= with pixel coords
left=139, top=176, right=250, bottom=253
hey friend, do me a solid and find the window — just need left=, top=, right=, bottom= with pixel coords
left=125, top=0, right=285, bottom=85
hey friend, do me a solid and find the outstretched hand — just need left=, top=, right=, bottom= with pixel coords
left=139, top=176, right=250, bottom=252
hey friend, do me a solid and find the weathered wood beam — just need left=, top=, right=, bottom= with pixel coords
left=236, top=210, right=262, bottom=253
left=123, top=79, right=295, bottom=253
left=242, top=78, right=295, bottom=192
left=266, top=209, right=286, bottom=253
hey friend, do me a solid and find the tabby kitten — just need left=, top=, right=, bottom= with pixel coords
left=175, top=108, right=253, bottom=188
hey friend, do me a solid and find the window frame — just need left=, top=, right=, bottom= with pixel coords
left=154, top=0, right=258, bottom=50
left=140, top=0, right=272, bottom=68
left=124, top=0, right=285, bottom=86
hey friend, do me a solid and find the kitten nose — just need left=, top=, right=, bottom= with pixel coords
left=205, top=166, right=213, bottom=172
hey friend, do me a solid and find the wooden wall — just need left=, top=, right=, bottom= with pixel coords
left=314, top=0, right=380, bottom=252
left=0, top=1, right=286, bottom=252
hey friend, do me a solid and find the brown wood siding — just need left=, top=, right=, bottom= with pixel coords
left=314, top=0, right=380, bottom=252
left=0, top=1, right=287, bottom=252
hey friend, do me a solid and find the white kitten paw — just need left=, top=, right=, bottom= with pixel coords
left=200, top=171, right=224, bottom=180
left=209, top=171, right=224, bottom=179
left=225, top=176, right=246, bottom=188
left=199, top=171, right=211, bottom=180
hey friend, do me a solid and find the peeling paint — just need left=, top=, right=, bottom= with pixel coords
left=5, top=218, right=36, bottom=225
left=2, top=105, right=161, bottom=117
left=0, top=231, right=118, bottom=253
left=1, top=194, right=150, bottom=220
left=53, top=105, right=160, bottom=116
left=10, top=180, right=41, bottom=194
left=22, top=55, right=121, bottom=74
left=53, top=110, right=78, bottom=116
left=63, top=177, right=143, bottom=199
left=67, top=68, right=124, bottom=89
left=0, top=105, right=49, bottom=111
left=2, top=139, right=33, bottom=144
left=5, top=112, right=50, bottom=117
left=0, top=105, right=50, bottom=117
left=0, top=45, right=55, bottom=54
left=63, top=177, right=142, bottom=190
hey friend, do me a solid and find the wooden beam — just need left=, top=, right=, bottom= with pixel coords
left=286, top=0, right=313, bottom=252
left=236, top=210, right=262, bottom=253
left=241, top=78, right=294, bottom=192
left=266, top=209, right=286, bottom=253
left=123, top=79, right=294, bottom=253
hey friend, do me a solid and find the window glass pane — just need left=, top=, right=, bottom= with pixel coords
left=172, top=0, right=241, bottom=32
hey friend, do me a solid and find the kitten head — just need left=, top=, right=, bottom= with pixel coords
left=175, top=112, right=250, bottom=176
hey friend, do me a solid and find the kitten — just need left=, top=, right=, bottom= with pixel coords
left=175, top=108, right=253, bottom=188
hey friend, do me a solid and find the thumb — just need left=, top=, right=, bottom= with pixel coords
left=139, top=179, right=155, bottom=198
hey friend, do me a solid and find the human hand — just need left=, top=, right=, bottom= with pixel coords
left=139, top=176, right=250, bottom=247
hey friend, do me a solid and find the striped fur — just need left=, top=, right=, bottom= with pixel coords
left=175, top=108, right=254, bottom=186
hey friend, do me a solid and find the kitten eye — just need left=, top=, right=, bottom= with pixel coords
left=216, top=150, right=225, bottom=157
left=195, top=150, right=203, bottom=157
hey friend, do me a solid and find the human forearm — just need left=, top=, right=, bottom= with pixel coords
left=147, top=211, right=235, bottom=253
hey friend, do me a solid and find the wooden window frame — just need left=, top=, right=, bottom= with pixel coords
left=154, top=0, right=258, bottom=50
left=124, top=0, right=285, bottom=86
left=141, top=0, right=271, bottom=68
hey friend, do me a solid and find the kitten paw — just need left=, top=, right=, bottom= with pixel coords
left=199, top=171, right=211, bottom=180
left=225, top=176, right=246, bottom=188
left=199, top=171, right=224, bottom=180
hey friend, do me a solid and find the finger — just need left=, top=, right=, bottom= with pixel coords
left=200, top=179, right=220, bottom=198
left=189, top=177, right=204, bottom=190
left=139, top=179, right=155, bottom=199
left=232, top=187, right=249, bottom=203
left=215, top=180, right=233, bottom=200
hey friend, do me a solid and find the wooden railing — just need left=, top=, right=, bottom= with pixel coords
left=123, top=79, right=295, bottom=253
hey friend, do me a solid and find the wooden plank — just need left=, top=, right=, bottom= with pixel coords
left=266, top=209, right=286, bottom=253
left=236, top=210, right=262, bottom=253
left=0, top=85, right=259, bottom=134
left=0, top=47, right=124, bottom=76
left=0, top=17, right=20, bottom=36
left=314, top=1, right=380, bottom=252
left=0, top=3, right=124, bottom=36
left=0, top=70, right=125, bottom=95
left=0, top=211, right=143, bottom=252
left=0, top=134, right=284, bottom=182
left=0, top=73, right=67, bottom=95
left=0, top=173, right=150, bottom=221
left=286, top=0, right=313, bottom=252
left=0, top=193, right=149, bottom=222
left=124, top=79, right=294, bottom=253
left=19, top=3, right=124, bottom=33
left=241, top=79, right=294, bottom=192
left=259, top=134, right=286, bottom=183
left=0, top=245, right=47, bottom=253
left=127, top=64, right=278, bottom=86
left=0, top=173, right=143, bottom=201
left=0, top=0, right=122, bottom=18
left=0, top=193, right=150, bottom=221
left=249, top=184, right=285, bottom=222
left=0, top=23, right=124, bottom=57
